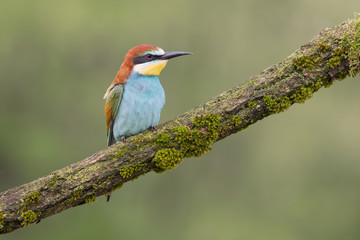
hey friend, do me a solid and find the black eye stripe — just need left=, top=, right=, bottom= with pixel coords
left=133, top=54, right=161, bottom=64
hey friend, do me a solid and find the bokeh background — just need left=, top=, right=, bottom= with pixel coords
left=1, top=1, right=360, bottom=239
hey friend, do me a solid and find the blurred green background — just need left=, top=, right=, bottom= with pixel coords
left=1, top=0, right=360, bottom=239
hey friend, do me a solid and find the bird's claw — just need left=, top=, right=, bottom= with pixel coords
left=106, top=191, right=112, bottom=202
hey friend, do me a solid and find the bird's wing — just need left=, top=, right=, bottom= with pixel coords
left=104, top=83, right=124, bottom=146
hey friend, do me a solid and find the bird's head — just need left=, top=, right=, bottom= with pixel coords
left=112, top=44, right=192, bottom=84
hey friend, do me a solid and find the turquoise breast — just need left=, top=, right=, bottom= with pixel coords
left=112, top=72, right=165, bottom=141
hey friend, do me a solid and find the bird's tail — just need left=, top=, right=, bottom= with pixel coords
left=107, top=120, right=116, bottom=146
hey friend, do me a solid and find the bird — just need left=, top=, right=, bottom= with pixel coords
left=104, top=44, right=192, bottom=147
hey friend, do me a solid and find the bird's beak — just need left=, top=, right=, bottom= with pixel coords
left=159, top=51, right=192, bottom=60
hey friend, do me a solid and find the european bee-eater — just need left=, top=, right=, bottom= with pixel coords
left=104, top=44, right=192, bottom=146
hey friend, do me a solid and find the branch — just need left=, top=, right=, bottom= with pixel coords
left=1, top=14, right=360, bottom=235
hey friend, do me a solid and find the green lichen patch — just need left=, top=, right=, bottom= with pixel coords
left=155, top=133, right=171, bottom=147
left=47, top=175, right=57, bottom=188
left=341, top=13, right=360, bottom=77
left=328, top=55, right=342, bottom=69
left=119, top=163, right=145, bottom=179
left=25, top=191, right=40, bottom=205
left=174, top=126, right=213, bottom=158
left=291, top=87, right=313, bottom=103
left=153, top=148, right=184, bottom=170
left=263, top=95, right=292, bottom=113
left=247, top=101, right=257, bottom=108
left=180, top=113, right=221, bottom=157
left=47, top=173, right=64, bottom=188
left=0, top=212, right=4, bottom=230
left=17, top=191, right=41, bottom=215
left=85, top=195, right=96, bottom=204
left=152, top=113, right=222, bottom=172
left=193, top=113, right=221, bottom=131
left=293, top=42, right=343, bottom=75
left=263, top=79, right=331, bottom=113
left=318, top=42, right=332, bottom=53
left=292, top=13, right=360, bottom=82
left=21, top=210, right=37, bottom=227
left=231, top=115, right=242, bottom=127
left=293, top=55, right=319, bottom=71
left=69, top=191, right=82, bottom=202
left=221, top=115, right=244, bottom=133
left=114, top=147, right=128, bottom=159
left=173, top=113, right=222, bottom=157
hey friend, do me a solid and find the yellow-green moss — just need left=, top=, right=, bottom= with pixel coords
left=287, top=14, right=360, bottom=116
left=231, top=115, right=242, bottom=127
left=69, top=191, right=82, bottom=202
left=47, top=174, right=58, bottom=188
left=264, top=81, right=327, bottom=113
left=119, top=163, right=145, bottom=179
left=174, top=113, right=222, bottom=157
left=193, top=113, right=221, bottom=131
left=47, top=173, right=64, bottom=188
left=114, top=147, right=128, bottom=159
left=341, top=13, right=360, bottom=77
left=85, top=195, right=96, bottom=204
left=318, top=42, right=332, bottom=53
left=173, top=126, right=212, bottom=157
left=0, top=212, right=4, bottom=229
left=153, top=148, right=184, bottom=170
left=21, top=210, right=37, bottom=227
left=293, top=55, right=318, bottom=71
left=328, top=55, right=342, bottom=69
left=313, top=79, right=325, bottom=90
left=191, top=113, right=220, bottom=154
left=17, top=191, right=41, bottom=215
left=26, top=191, right=40, bottom=205
left=247, top=101, right=256, bottom=108
left=263, top=95, right=292, bottom=113
left=291, top=87, right=313, bottom=103
left=155, top=133, right=171, bottom=147
left=292, top=13, right=360, bottom=81
left=152, top=113, right=222, bottom=171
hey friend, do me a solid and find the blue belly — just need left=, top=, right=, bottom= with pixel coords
left=112, top=73, right=165, bottom=141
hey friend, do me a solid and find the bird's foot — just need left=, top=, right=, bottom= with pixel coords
left=106, top=191, right=112, bottom=202
left=149, top=126, right=156, bottom=132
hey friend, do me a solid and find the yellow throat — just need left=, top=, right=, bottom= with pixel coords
left=133, top=60, right=168, bottom=76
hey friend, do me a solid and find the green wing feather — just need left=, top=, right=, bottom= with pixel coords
left=104, top=84, right=124, bottom=146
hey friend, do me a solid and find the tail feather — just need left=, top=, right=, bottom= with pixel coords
left=107, top=120, right=116, bottom=146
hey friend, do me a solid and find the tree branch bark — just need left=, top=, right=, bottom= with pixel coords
left=1, top=15, right=359, bottom=235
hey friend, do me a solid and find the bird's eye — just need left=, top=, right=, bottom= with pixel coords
left=145, top=54, right=153, bottom=60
